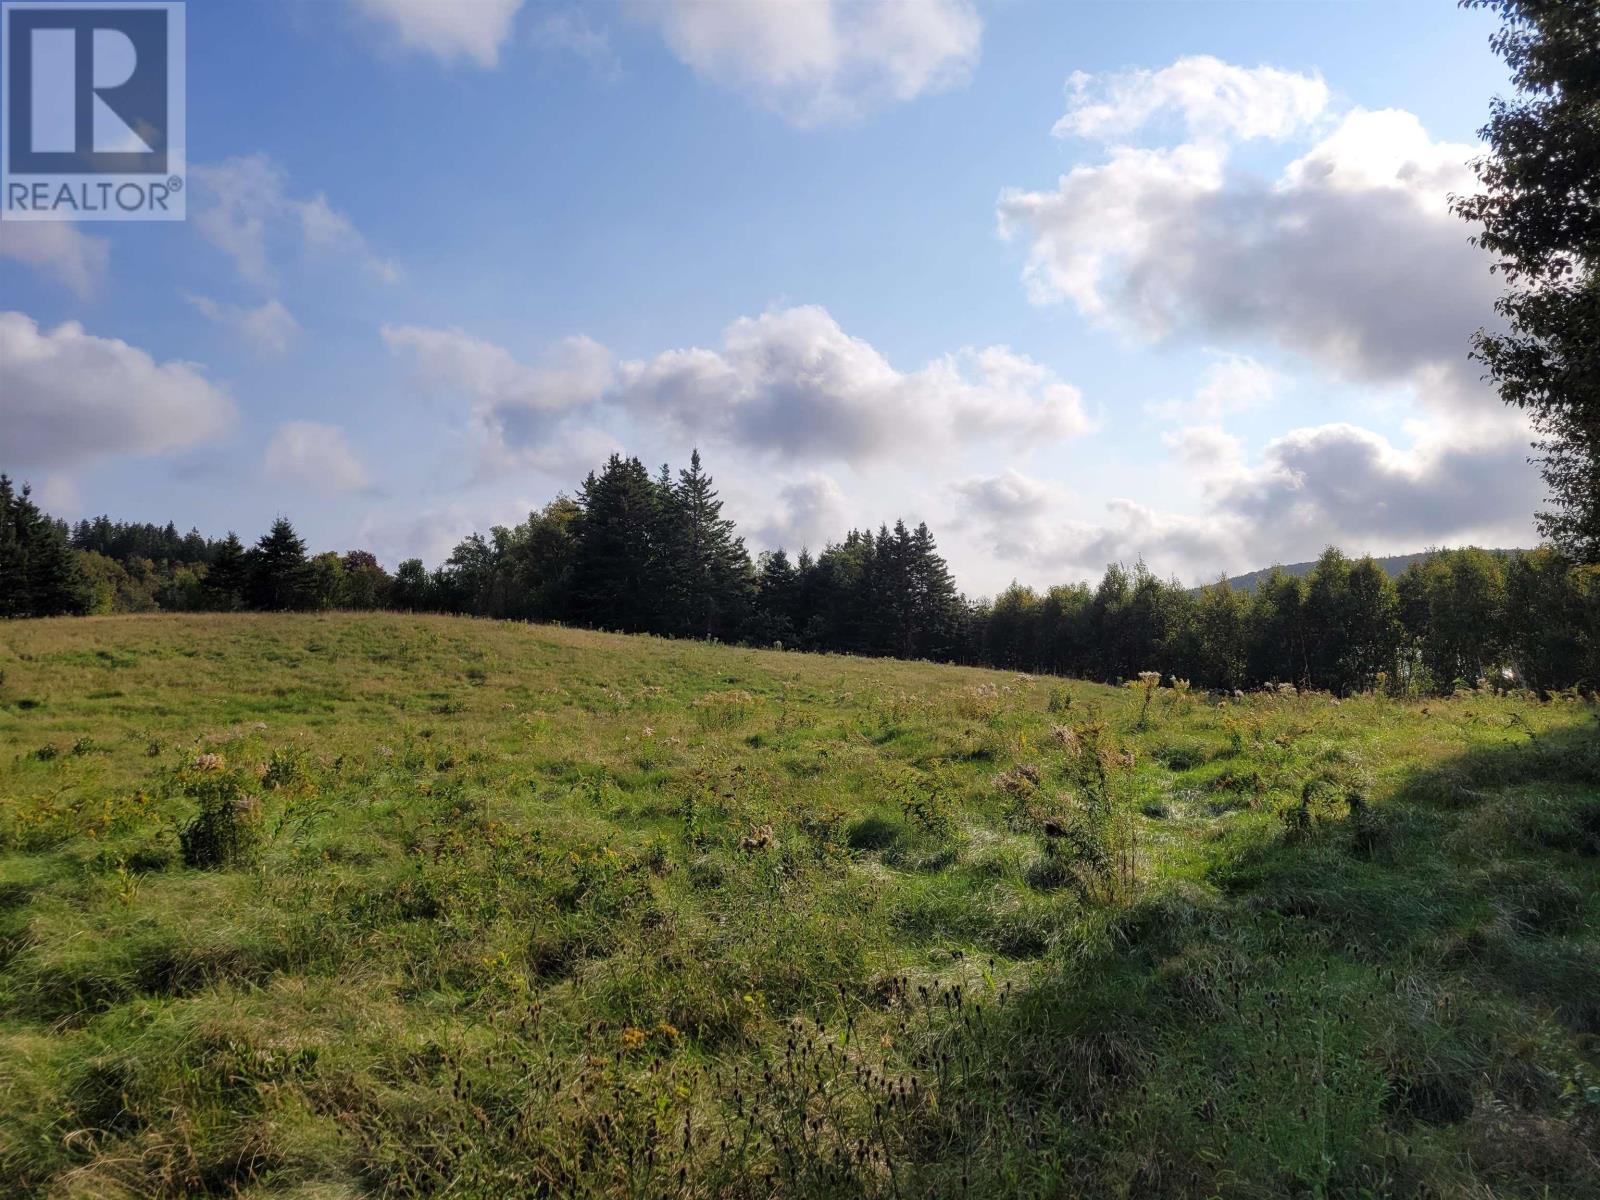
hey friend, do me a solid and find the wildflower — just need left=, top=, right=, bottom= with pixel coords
left=655, top=1022, right=680, bottom=1042
left=620, top=1027, right=647, bottom=1051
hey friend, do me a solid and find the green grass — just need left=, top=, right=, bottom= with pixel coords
left=1, top=612, right=1596, bottom=1198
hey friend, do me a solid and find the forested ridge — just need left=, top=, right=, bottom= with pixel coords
left=3, top=455, right=1596, bottom=695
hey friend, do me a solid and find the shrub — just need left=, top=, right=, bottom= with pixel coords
left=261, top=744, right=310, bottom=791
left=177, top=766, right=261, bottom=869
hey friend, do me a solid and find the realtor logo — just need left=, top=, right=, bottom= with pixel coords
left=2, top=1, right=185, bottom=220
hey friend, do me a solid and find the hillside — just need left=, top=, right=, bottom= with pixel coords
left=1198, top=548, right=1528, bottom=593
left=1, top=613, right=1597, bottom=1198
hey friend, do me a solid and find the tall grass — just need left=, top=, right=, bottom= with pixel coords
left=0, top=612, right=1595, bottom=1197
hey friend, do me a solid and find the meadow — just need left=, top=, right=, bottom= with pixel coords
left=1, top=612, right=1596, bottom=1199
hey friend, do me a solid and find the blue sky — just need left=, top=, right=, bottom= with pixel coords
left=1, top=0, right=1541, bottom=594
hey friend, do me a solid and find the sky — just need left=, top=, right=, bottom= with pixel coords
left=0, top=0, right=1543, bottom=596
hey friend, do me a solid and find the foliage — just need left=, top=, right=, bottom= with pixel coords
left=0, top=475, right=87, bottom=618
left=1455, top=0, right=1600, bottom=559
left=6, top=452, right=1598, bottom=695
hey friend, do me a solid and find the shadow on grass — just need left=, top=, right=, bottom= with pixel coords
left=881, top=717, right=1600, bottom=1199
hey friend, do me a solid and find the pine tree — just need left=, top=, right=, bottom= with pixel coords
left=0, top=476, right=29, bottom=619
left=205, top=533, right=248, bottom=611
left=753, top=549, right=800, bottom=645
left=571, top=455, right=669, bottom=633
left=0, top=477, right=86, bottom=617
left=665, top=451, right=753, bottom=640
left=247, top=518, right=311, bottom=611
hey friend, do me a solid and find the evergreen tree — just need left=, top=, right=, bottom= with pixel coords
left=247, top=518, right=312, bottom=611
left=571, top=455, right=669, bottom=633
left=205, top=533, right=248, bottom=611
left=0, top=477, right=86, bottom=617
left=906, top=522, right=961, bottom=659
left=664, top=450, right=753, bottom=639
left=753, top=549, right=800, bottom=645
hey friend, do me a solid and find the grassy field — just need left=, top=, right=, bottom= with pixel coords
left=1, top=613, right=1597, bottom=1199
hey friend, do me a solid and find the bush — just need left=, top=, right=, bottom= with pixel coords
left=177, top=765, right=261, bottom=869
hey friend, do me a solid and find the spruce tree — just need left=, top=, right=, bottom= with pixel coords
left=0, top=476, right=28, bottom=619
left=204, top=533, right=248, bottom=611
left=667, top=450, right=752, bottom=639
left=247, top=518, right=311, bottom=611
left=571, top=455, right=668, bottom=632
left=0, top=477, right=86, bottom=617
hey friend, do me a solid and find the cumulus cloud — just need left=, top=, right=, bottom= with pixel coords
left=1214, top=422, right=1540, bottom=547
left=953, top=469, right=1236, bottom=583
left=1053, top=55, right=1328, bottom=144
left=186, top=295, right=300, bottom=355
left=381, top=324, right=615, bottom=451
left=639, top=0, right=982, bottom=124
left=753, top=472, right=850, bottom=551
left=1162, top=424, right=1244, bottom=475
left=351, top=0, right=523, bottom=68
left=192, top=154, right=399, bottom=288
left=615, top=306, right=1090, bottom=458
left=0, top=312, right=235, bottom=471
left=950, top=468, right=1069, bottom=520
left=1149, top=352, right=1278, bottom=423
left=956, top=414, right=1539, bottom=586
left=0, top=221, right=109, bottom=297
left=1000, top=61, right=1495, bottom=418
left=383, top=305, right=1091, bottom=465
left=263, top=421, right=371, bottom=494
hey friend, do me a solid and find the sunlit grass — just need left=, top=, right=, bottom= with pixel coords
left=1, top=613, right=1596, bottom=1197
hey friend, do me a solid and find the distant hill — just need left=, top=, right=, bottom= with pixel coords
left=1196, top=548, right=1529, bottom=594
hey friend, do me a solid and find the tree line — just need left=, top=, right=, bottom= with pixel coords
left=2, top=460, right=1596, bottom=696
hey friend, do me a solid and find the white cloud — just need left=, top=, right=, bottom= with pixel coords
left=614, top=306, right=1091, bottom=459
left=0, top=221, right=110, bottom=297
left=1000, top=64, right=1495, bottom=418
left=640, top=0, right=982, bottom=124
left=351, top=0, right=523, bottom=68
left=1162, top=424, right=1244, bottom=475
left=381, top=324, right=615, bottom=451
left=754, top=472, right=850, bottom=551
left=954, top=471, right=1236, bottom=583
left=955, top=416, right=1539, bottom=586
left=186, top=295, right=300, bottom=355
left=263, top=421, right=371, bottom=494
left=1054, top=56, right=1329, bottom=144
left=0, top=311, right=235, bottom=470
left=383, top=305, right=1091, bottom=466
left=192, top=154, right=398, bottom=287
left=1214, top=421, right=1540, bottom=547
left=950, top=468, right=1069, bottom=519
left=1149, top=352, right=1278, bottom=423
